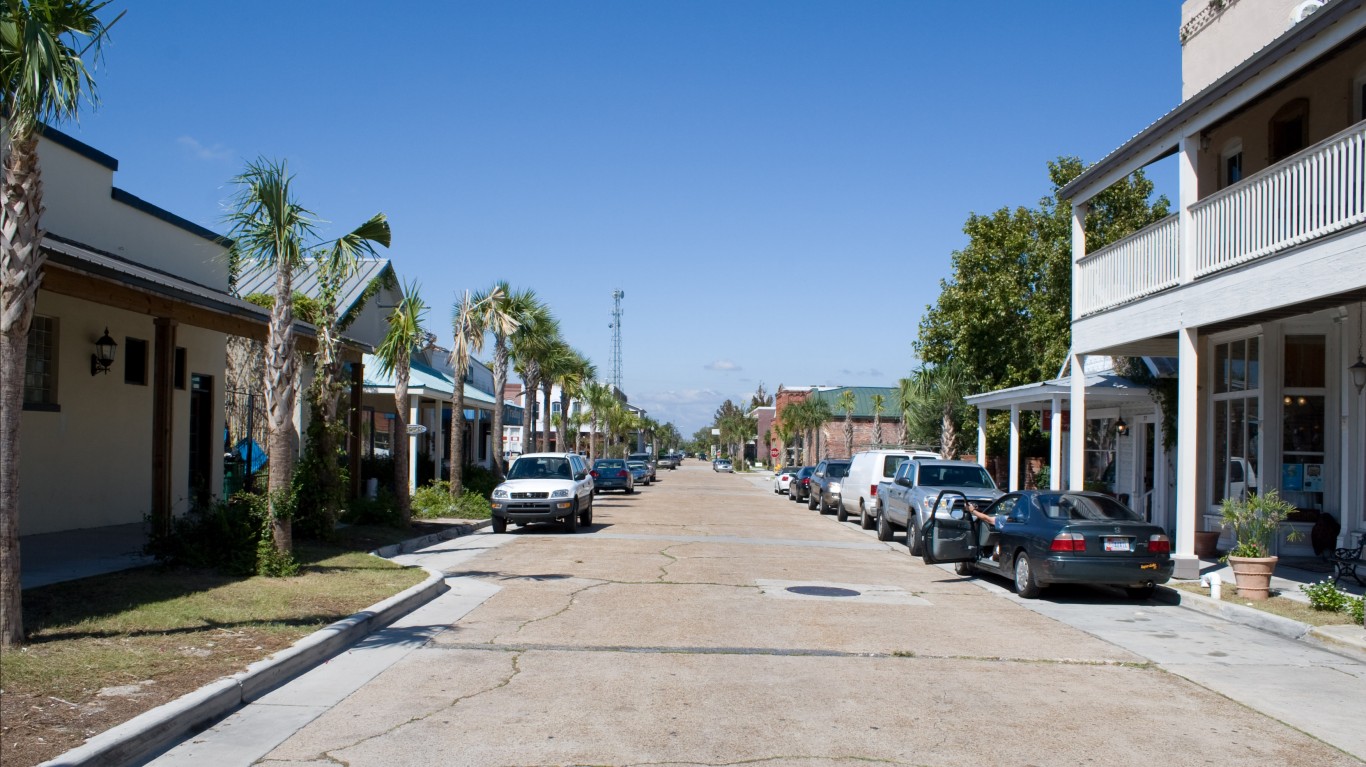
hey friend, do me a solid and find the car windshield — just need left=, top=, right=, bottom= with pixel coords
left=798, top=468, right=814, bottom=478
left=594, top=460, right=626, bottom=470
left=1039, top=493, right=1144, bottom=522
left=918, top=465, right=994, bottom=488
left=826, top=463, right=849, bottom=478
left=882, top=455, right=909, bottom=477
left=507, top=457, right=572, bottom=480
left=628, top=461, right=647, bottom=469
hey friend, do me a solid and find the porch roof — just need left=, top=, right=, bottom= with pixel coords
left=966, top=372, right=1152, bottom=409
left=362, top=353, right=498, bottom=408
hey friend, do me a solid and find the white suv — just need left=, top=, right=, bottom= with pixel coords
left=489, top=452, right=595, bottom=533
left=838, top=449, right=939, bottom=529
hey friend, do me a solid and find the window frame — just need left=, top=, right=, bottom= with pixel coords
left=23, top=314, right=60, bottom=410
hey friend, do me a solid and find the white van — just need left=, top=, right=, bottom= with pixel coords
left=839, top=449, right=939, bottom=529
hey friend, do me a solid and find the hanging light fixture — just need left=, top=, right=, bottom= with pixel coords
left=1352, top=302, right=1366, bottom=393
left=1114, top=417, right=1128, bottom=436
left=90, top=328, right=117, bottom=376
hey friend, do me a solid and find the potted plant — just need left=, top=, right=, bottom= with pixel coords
left=1219, top=489, right=1297, bottom=600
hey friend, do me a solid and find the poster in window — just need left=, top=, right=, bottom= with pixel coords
left=1302, top=463, right=1324, bottom=492
left=1281, top=463, right=1304, bottom=491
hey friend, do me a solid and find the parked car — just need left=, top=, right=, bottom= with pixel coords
left=789, top=466, right=815, bottom=503
left=489, top=452, right=595, bottom=534
left=628, top=452, right=658, bottom=481
left=656, top=454, right=678, bottom=470
left=714, top=459, right=733, bottom=473
left=807, top=459, right=851, bottom=513
left=839, top=449, right=940, bottom=528
left=878, top=459, right=1002, bottom=552
left=920, top=490, right=1173, bottom=599
left=772, top=466, right=800, bottom=494
left=627, top=460, right=653, bottom=486
left=592, top=458, right=636, bottom=494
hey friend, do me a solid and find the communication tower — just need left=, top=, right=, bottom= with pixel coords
left=609, top=289, right=625, bottom=391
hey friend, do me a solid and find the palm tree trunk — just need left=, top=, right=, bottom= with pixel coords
left=524, top=369, right=540, bottom=453
left=449, top=385, right=466, bottom=496
left=941, top=406, right=958, bottom=459
left=557, top=390, right=571, bottom=453
left=393, top=354, right=411, bottom=523
left=264, top=268, right=298, bottom=555
left=490, top=340, right=508, bottom=478
left=0, top=134, right=44, bottom=647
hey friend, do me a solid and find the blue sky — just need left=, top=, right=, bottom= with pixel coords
left=60, top=1, right=1181, bottom=434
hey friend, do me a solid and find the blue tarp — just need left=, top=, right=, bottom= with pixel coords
left=234, top=439, right=267, bottom=473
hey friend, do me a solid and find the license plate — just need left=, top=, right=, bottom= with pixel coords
left=1104, top=537, right=1131, bottom=552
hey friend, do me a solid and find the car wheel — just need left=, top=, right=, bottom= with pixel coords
left=1013, top=552, right=1041, bottom=599
left=594, top=488, right=600, bottom=495
left=954, top=561, right=974, bottom=576
left=579, top=505, right=593, bottom=527
left=1125, top=584, right=1156, bottom=600
left=907, top=521, right=923, bottom=556
left=626, top=484, right=634, bottom=494
left=837, top=502, right=849, bottom=522
left=859, top=502, right=874, bottom=530
left=491, top=516, right=508, bottom=534
left=807, top=492, right=818, bottom=511
left=876, top=510, right=893, bottom=542
left=564, top=505, right=580, bottom=533
left=819, top=495, right=830, bottom=514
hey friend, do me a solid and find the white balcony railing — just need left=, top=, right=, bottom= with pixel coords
left=1075, top=119, right=1366, bottom=317
left=1193, top=119, right=1366, bottom=277
left=1075, top=214, right=1179, bottom=315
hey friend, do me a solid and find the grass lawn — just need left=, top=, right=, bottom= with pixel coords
left=0, top=526, right=446, bottom=767
left=1171, top=582, right=1358, bottom=626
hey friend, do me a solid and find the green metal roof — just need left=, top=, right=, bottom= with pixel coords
left=808, top=386, right=900, bottom=419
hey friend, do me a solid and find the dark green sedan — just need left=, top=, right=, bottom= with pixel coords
left=919, top=490, right=1174, bottom=600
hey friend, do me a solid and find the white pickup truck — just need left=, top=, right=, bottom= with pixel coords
left=877, top=458, right=1002, bottom=553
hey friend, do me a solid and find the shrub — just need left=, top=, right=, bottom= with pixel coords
left=342, top=487, right=401, bottom=527
left=453, top=490, right=492, bottom=519
left=1301, top=580, right=1353, bottom=612
left=1220, top=490, right=1297, bottom=559
left=412, top=481, right=493, bottom=520
left=459, top=464, right=499, bottom=498
left=145, top=492, right=264, bottom=576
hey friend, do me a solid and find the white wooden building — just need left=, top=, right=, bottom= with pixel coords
left=1064, top=0, right=1366, bottom=578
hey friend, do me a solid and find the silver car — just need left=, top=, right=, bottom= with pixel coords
left=713, top=459, right=733, bottom=473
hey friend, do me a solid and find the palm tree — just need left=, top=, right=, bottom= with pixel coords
left=509, top=301, right=559, bottom=453
left=226, top=159, right=318, bottom=560
left=896, top=377, right=914, bottom=447
left=1, top=0, right=121, bottom=648
left=304, top=215, right=390, bottom=528
left=536, top=341, right=579, bottom=452
left=772, top=418, right=798, bottom=466
left=375, top=281, right=428, bottom=524
left=553, top=350, right=595, bottom=453
left=786, top=397, right=831, bottom=465
left=474, top=282, right=533, bottom=478
left=837, top=390, right=857, bottom=459
left=448, top=288, right=495, bottom=496
left=870, top=393, right=886, bottom=448
left=907, top=359, right=973, bottom=459
left=584, top=381, right=615, bottom=460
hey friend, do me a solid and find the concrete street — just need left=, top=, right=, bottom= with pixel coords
left=151, top=462, right=1366, bottom=766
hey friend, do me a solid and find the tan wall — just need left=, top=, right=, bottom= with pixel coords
left=20, top=293, right=227, bottom=535
left=1195, top=38, right=1366, bottom=197
left=1181, top=0, right=1308, bottom=98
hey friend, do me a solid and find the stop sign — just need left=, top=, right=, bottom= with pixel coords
left=769, top=448, right=780, bottom=458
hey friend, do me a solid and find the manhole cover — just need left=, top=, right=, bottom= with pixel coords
left=786, top=586, right=861, bottom=598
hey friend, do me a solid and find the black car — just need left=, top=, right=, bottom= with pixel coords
left=788, top=466, right=815, bottom=503
left=919, top=490, right=1173, bottom=599
left=808, top=459, right=850, bottom=514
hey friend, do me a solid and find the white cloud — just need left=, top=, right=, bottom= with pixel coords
left=177, top=136, right=234, bottom=162
left=705, top=360, right=741, bottom=372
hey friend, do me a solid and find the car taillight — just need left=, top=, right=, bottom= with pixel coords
left=590, top=470, right=599, bottom=479
left=870, top=485, right=878, bottom=496
left=1050, top=532, right=1086, bottom=552
left=618, top=470, right=629, bottom=478
left=1148, top=534, right=1171, bottom=553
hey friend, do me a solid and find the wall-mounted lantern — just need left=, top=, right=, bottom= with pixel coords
left=91, top=328, right=117, bottom=376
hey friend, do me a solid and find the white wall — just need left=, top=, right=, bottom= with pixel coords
left=1181, top=0, right=1308, bottom=98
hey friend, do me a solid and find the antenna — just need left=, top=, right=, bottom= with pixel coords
left=609, top=289, right=625, bottom=391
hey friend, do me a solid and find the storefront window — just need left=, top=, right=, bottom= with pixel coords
left=1213, top=337, right=1261, bottom=504
left=1085, top=418, right=1118, bottom=491
left=1282, top=335, right=1326, bottom=513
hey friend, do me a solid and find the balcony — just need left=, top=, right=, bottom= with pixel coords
left=1076, top=119, right=1366, bottom=318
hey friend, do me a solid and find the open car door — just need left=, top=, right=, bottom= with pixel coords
left=919, top=490, right=979, bottom=565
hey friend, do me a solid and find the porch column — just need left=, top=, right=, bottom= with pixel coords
left=408, top=394, right=420, bottom=492
left=150, top=318, right=177, bottom=538
left=1178, top=133, right=1199, bottom=286
left=1174, top=326, right=1201, bottom=579
left=348, top=360, right=362, bottom=500
left=1049, top=395, right=1062, bottom=490
left=432, top=403, right=441, bottom=482
left=976, top=408, right=986, bottom=468
left=1069, top=354, right=1087, bottom=490
left=1009, top=404, right=1021, bottom=491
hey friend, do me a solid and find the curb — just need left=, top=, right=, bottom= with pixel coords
left=1159, top=584, right=1366, bottom=662
left=39, top=524, right=486, bottom=767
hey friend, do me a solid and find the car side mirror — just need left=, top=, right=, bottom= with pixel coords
left=895, top=476, right=911, bottom=487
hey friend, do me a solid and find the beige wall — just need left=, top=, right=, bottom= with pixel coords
left=21, top=293, right=227, bottom=535
left=37, top=136, right=229, bottom=289
left=1195, top=37, right=1366, bottom=196
left=1181, top=0, right=1314, bottom=99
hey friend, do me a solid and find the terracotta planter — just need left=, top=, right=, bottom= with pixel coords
left=1193, top=531, right=1220, bottom=559
left=1227, top=555, right=1278, bottom=601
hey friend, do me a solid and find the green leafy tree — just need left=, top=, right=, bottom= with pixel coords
left=0, top=0, right=121, bottom=648
left=374, top=281, right=428, bottom=524
left=903, top=359, right=974, bottom=459
left=750, top=382, right=774, bottom=408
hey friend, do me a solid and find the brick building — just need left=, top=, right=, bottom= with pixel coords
left=770, top=385, right=906, bottom=465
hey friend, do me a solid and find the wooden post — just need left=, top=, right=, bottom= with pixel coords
left=151, top=318, right=178, bottom=538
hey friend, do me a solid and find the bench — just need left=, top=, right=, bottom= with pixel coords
left=1330, top=534, right=1365, bottom=587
